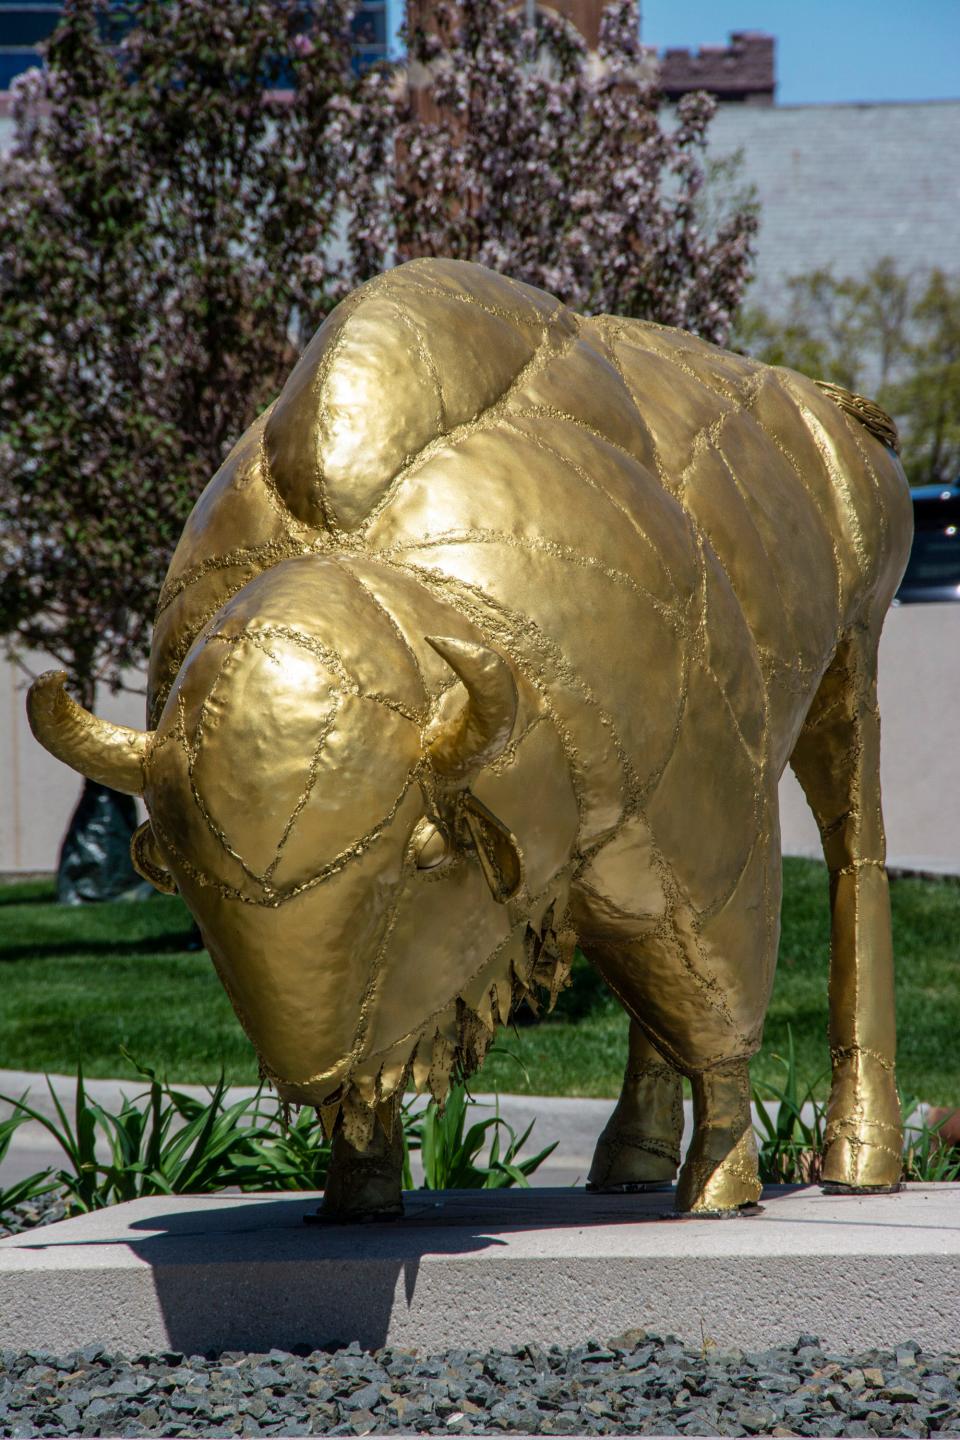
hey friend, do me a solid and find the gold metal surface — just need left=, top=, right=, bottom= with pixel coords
left=28, top=258, right=912, bottom=1215
left=27, top=670, right=148, bottom=796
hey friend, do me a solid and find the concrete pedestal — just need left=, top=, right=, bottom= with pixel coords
left=1, top=1184, right=957, bottom=1356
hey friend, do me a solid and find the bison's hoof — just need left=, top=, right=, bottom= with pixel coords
left=307, top=1199, right=404, bottom=1225
left=821, top=1060, right=903, bottom=1191
left=587, top=1128, right=679, bottom=1190
left=675, top=1128, right=762, bottom=1214
left=320, top=1114, right=405, bottom=1222
left=821, top=1180, right=901, bottom=1196
left=821, top=1132, right=903, bottom=1192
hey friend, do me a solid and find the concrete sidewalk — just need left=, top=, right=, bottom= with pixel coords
left=3, top=1184, right=957, bottom=1355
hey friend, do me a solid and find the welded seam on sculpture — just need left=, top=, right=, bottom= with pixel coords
left=506, top=362, right=663, bottom=480
left=262, top=699, right=345, bottom=887
left=682, top=525, right=773, bottom=913
left=379, top=557, right=636, bottom=836
left=341, top=723, right=570, bottom=1092
left=397, top=566, right=646, bottom=853
left=762, top=402, right=865, bottom=615
left=342, top=835, right=577, bottom=1101
left=212, top=618, right=425, bottom=727
left=343, top=875, right=409, bottom=1089
left=187, top=733, right=287, bottom=889
left=250, top=403, right=308, bottom=526
left=166, top=640, right=278, bottom=892
left=371, top=563, right=746, bottom=1055
left=829, top=404, right=898, bottom=617
left=378, top=526, right=687, bottom=630
left=258, top=872, right=577, bottom=1104
left=391, top=268, right=566, bottom=329
left=355, top=307, right=581, bottom=538
left=499, top=408, right=686, bottom=598
left=156, top=536, right=310, bottom=617
left=599, top=320, right=746, bottom=436
left=578, top=328, right=674, bottom=492
left=506, top=385, right=665, bottom=505
left=330, top=556, right=433, bottom=713
left=394, top=304, right=448, bottom=435
left=742, top=383, right=846, bottom=619
left=151, top=765, right=425, bottom=906
left=787, top=387, right=882, bottom=583
left=305, top=310, right=362, bottom=539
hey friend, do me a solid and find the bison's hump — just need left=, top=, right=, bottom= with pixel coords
left=264, top=257, right=576, bottom=533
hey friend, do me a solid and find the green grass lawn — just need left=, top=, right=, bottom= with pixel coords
left=2, top=859, right=958, bottom=1101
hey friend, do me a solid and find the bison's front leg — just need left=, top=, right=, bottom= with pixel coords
left=587, top=1021, right=683, bottom=1190
left=319, top=1102, right=405, bottom=1223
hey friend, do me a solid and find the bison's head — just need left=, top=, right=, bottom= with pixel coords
left=28, top=556, right=577, bottom=1145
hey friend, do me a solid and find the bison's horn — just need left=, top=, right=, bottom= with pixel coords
left=26, top=670, right=151, bottom=796
left=425, top=637, right=518, bottom=782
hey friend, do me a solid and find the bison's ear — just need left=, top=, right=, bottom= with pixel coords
left=424, top=636, right=524, bottom=903
left=130, top=821, right=176, bottom=895
left=461, top=793, right=524, bottom=904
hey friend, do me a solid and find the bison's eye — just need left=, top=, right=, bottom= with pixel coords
left=411, top=817, right=450, bottom=870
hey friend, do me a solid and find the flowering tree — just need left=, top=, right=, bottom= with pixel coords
left=0, top=0, right=386, bottom=709
left=0, top=0, right=757, bottom=890
left=0, top=0, right=387, bottom=893
left=1, top=0, right=757, bottom=709
left=393, top=0, right=757, bottom=345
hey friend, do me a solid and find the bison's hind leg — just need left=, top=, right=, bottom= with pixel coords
left=789, top=629, right=903, bottom=1192
left=587, top=1020, right=683, bottom=1190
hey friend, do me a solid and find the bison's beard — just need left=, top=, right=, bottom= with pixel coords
left=263, top=893, right=576, bottom=1151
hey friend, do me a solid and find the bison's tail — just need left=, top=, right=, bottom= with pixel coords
left=814, top=379, right=900, bottom=454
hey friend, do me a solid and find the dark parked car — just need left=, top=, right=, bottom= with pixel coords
left=895, top=479, right=960, bottom=603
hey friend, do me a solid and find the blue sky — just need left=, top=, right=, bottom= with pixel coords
left=385, top=0, right=960, bottom=105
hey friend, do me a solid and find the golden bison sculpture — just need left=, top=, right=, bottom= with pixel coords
left=29, top=258, right=912, bottom=1217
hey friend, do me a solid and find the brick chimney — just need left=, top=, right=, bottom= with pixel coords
left=405, top=7, right=775, bottom=116
left=659, top=31, right=775, bottom=105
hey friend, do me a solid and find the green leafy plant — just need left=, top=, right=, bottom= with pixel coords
left=0, top=1104, right=58, bottom=1218
left=753, top=1029, right=960, bottom=1185
left=752, top=1028, right=827, bottom=1184
left=0, top=1059, right=280, bottom=1212
left=402, top=1082, right=557, bottom=1191
left=1, top=1061, right=557, bottom=1222
left=241, top=1100, right=334, bottom=1192
left=901, top=1100, right=960, bottom=1182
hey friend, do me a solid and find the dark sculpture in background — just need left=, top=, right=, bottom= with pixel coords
left=27, top=259, right=912, bottom=1218
left=55, top=779, right=145, bottom=905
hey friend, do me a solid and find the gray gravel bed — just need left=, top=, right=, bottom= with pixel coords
left=0, top=1192, right=68, bottom=1239
left=2, top=1333, right=960, bottom=1438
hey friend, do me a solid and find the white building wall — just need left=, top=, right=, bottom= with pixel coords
left=778, top=602, right=960, bottom=875
left=0, top=656, right=146, bottom=874
left=708, top=100, right=960, bottom=310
